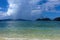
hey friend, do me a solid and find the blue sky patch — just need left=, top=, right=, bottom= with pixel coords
left=0, top=0, right=9, bottom=12
left=37, top=0, right=48, bottom=5
left=55, top=5, right=60, bottom=11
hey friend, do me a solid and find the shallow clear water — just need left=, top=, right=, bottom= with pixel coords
left=0, top=21, right=60, bottom=39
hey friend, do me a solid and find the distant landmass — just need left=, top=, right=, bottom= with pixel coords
left=36, top=18, right=51, bottom=21
left=0, top=19, right=31, bottom=21
left=0, top=17, right=60, bottom=21
left=53, top=17, right=60, bottom=21
left=36, top=17, right=60, bottom=21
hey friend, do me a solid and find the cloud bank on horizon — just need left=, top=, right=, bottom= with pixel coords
left=0, top=0, right=60, bottom=20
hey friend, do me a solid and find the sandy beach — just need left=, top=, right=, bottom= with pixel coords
left=0, top=37, right=60, bottom=40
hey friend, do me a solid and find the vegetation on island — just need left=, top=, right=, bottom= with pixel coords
left=36, top=17, right=60, bottom=21
left=36, top=18, right=51, bottom=21
left=53, top=17, right=60, bottom=21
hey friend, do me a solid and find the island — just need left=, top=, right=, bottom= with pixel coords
left=53, top=17, right=60, bottom=21
left=0, top=19, right=31, bottom=21
left=36, top=18, right=51, bottom=21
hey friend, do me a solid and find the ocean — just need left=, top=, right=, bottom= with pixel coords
left=0, top=21, right=60, bottom=40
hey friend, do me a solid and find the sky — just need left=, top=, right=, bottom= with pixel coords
left=0, top=0, right=60, bottom=20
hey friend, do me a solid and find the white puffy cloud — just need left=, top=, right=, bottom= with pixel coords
left=7, top=0, right=20, bottom=16
left=43, top=0, right=60, bottom=12
left=0, top=0, right=20, bottom=19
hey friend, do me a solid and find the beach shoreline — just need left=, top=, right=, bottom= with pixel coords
left=0, top=37, right=60, bottom=40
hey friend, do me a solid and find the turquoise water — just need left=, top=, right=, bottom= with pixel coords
left=0, top=21, right=60, bottom=38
